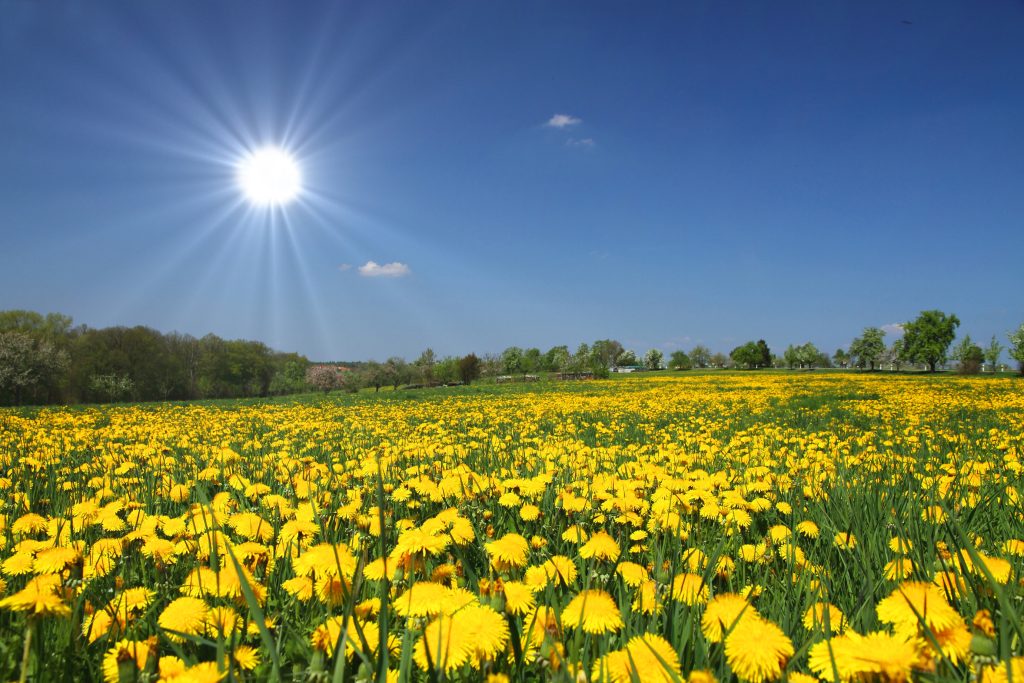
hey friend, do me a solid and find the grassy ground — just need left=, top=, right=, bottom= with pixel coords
left=0, top=372, right=1022, bottom=682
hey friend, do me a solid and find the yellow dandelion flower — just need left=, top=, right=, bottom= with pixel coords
left=723, top=616, right=794, bottom=683
left=616, top=561, right=649, bottom=587
left=393, top=582, right=454, bottom=618
left=158, top=597, right=209, bottom=641
left=702, top=593, right=758, bottom=643
left=394, top=527, right=449, bottom=557
left=0, top=574, right=69, bottom=616
left=876, top=582, right=963, bottom=634
left=980, top=658, right=1024, bottom=683
left=974, top=553, right=1012, bottom=585
left=888, top=537, right=913, bottom=553
left=796, top=521, right=820, bottom=539
left=485, top=533, right=530, bottom=569
left=833, top=532, right=856, bottom=551
left=101, top=638, right=155, bottom=683
left=2, top=553, right=36, bottom=576
left=501, top=580, right=538, bottom=615
left=33, top=546, right=81, bottom=574
left=413, top=613, right=472, bottom=673
left=633, top=579, right=662, bottom=616
left=520, top=504, right=541, bottom=522
left=670, top=573, right=709, bottom=606
left=802, top=602, right=846, bottom=634
left=845, top=631, right=918, bottom=682
left=1001, top=539, right=1024, bottom=557
left=883, top=557, right=915, bottom=581
left=561, top=589, right=623, bottom=634
left=579, top=531, right=621, bottom=563
left=542, top=555, right=578, bottom=586
left=233, top=645, right=260, bottom=670
left=593, top=633, right=681, bottom=683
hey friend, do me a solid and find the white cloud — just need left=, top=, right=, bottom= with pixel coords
left=566, top=137, right=595, bottom=148
left=338, top=263, right=352, bottom=271
left=546, top=113, right=581, bottom=128
left=358, top=261, right=410, bottom=278
left=881, top=323, right=905, bottom=336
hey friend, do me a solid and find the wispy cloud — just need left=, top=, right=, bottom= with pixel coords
left=338, top=263, right=352, bottom=272
left=358, top=261, right=411, bottom=278
left=566, top=137, right=595, bottom=148
left=881, top=323, right=905, bottom=336
left=546, top=113, right=581, bottom=128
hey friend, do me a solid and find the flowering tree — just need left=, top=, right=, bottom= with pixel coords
left=1009, top=323, right=1024, bottom=374
left=305, top=365, right=341, bottom=393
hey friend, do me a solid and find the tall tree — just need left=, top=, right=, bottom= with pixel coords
left=643, top=348, right=663, bottom=370
left=899, top=310, right=960, bottom=372
left=952, top=335, right=984, bottom=374
left=756, top=340, right=772, bottom=369
left=730, top=342, right=762, bottom=369
left=832, top=348, right=849, bottom=368
left=984, top=336, right=1003, bottom=373
left=849, top=327, right=886, bottom=370
left=458, top=353, right=481, bottom=384
left=668, top=350, right=692, bottom=370
left=1007, top=323, right=1024, bottom=374
left=689, top=345, right=711, bottom=369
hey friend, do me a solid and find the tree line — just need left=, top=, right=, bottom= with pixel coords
left=2, top=308, right=1022, bottom=406
left=0, top=310, right=308, bottom=405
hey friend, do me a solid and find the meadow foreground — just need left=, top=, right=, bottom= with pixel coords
left=1, top=373, right=1023, bottom=682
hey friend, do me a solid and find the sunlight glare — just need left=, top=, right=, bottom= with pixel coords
left=237, top=147, right=302, bottom=206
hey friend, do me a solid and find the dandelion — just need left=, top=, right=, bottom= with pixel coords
left=670, top=573, right=709, bottom=606
left=485, top=533, right=529, bottom=569
left=833, top=532, right=856, bottom=551
left=593, top=633, right=682, bottom=683
left=802, top=602, right=846, bottom=634
left=876, top=581, right=963, bottom=635
left=579, top=531, right=621, bottom=562
left=723, top=616, right=793, bottom=683
left=0, top=574, right=69, bottom=616
left=702, top=593, right=758, bottom=643
left=561, top=589, right=624, bottom=634
left=501, top=581, right=538, bottom=615
left=158, top=596, right=209, bottom=641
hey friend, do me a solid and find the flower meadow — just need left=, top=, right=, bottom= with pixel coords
left=1, top=373, right=1023, bottom=683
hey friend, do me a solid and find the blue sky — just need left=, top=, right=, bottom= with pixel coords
left=2, top=1, right=1022, bottom=361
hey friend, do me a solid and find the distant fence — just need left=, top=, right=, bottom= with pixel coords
left=496, top=374, right=540, bottom=384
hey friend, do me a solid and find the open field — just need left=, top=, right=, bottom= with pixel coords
left=1, top=373, right=1023, bottom=682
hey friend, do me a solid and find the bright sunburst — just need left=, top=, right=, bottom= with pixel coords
left=237, top=147, right=302, bottom=206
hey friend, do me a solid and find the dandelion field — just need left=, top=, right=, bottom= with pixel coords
left=1, top=373, right=1023, bottom=683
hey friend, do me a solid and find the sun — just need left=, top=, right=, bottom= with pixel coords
left=237, top=147, right=302, bottom=206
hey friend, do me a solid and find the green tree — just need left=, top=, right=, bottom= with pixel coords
left=413, top=348, right=437, bottom=384
left=849, top=327, right=886, bottom=370
left=544, top=345, right=571, bottom=373
left=501, top=347, right=524, bottom=374
left=643, top=348, right=664, bottom=370
left=689, top=345, right=711, bottom=369
left=899, top=311, right=960, bottom=372
left=591, top=339, right=625, bottom=369
left=730, top=342, right=762, bottom=369
left=952, top=335, right=984, bottom=374
left=520, top=348, right=542, bottom=373
left=668, top=350, right=692, bottom=370
left=756, top=340, right=772, bottom=368
left=832, top=348, right=849, bottom=368
left=458, top=353, right=481, bottom=384
left=1007, top=323, right=1024, bottom=374
left=0, top=331, right=70, bottom=405
left=984, top=336, right=1003, bottom=373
